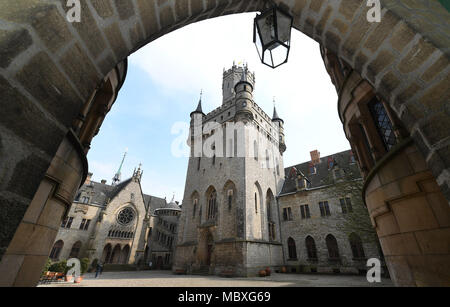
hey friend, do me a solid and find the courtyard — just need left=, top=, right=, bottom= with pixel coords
left=38, top=270, right=393, bottom=287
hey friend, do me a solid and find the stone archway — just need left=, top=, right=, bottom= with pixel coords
left=0, top=0, right=448, bottom=286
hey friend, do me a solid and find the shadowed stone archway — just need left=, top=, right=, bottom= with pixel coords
left=0, top=0, right=448, bottom=286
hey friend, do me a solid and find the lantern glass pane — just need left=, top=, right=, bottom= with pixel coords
left=256, top=11, right=276, bottom=47
left=270, top=45, right=289, bottom=67
left=255, top=24, right=264, bottom=61
left=276, top=11, right=292, bottom=44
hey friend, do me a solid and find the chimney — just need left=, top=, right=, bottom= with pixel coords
left=101, top=179, right=107, bottom=184
left=85, top=172, right=93, bottom=185
left=310, top=150, right=321, bottom=165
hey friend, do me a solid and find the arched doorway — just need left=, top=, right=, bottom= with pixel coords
left=101, top=244, right=112, bottom=264
left=111, top=245, right=122, bottom=264
left=69, top=241, right=82, bottom=259
left=0, top=0, right=448, bottom=287
left=121, top=245, right=130, bottom=264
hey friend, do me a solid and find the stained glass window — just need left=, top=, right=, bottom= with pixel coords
left=368, top=98, right=397, bottom=151
left=117, top=207, right=135, bottom=225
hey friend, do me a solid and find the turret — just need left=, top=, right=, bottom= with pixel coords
left=222, top=63, right=255, bottom=104
left=272, top=105, right=286, bottom=154
left=188, top=91, right=205, bottom=156
left=234, top=65, right=254, bottom=124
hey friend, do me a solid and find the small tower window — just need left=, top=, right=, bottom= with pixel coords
left=227, top=190, right=233, bottom=210
left=254, top=193, right=258, bottom=213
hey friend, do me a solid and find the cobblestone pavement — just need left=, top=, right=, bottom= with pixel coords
left=38, top=270, right=393, bottom=287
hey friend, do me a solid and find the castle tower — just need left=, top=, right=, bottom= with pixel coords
left=174, top=64, right=285, bottom=277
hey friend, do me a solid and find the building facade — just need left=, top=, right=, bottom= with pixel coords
left=173, top=64, right=286, bottom=277
left=278, top=149, right=383, bottom=274
left=174, top=64, right=381, bottom=277
left=50, top=165, right=181, bottom=270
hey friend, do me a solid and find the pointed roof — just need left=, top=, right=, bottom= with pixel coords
left=190, top=90, right=205, bottom=117
left=272, top=106, right=284, bottom=123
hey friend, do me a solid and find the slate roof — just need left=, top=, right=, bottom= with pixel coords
left=75, top=178, right=167, bottom=212
left=280, top=149, right=361, bottom=196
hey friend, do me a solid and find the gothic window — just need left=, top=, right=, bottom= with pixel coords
left=227, top=190, right=233, bottom=210
left=117, top=207, right=135, bottom=226
left=287, top=237, right=297, bottom=259
left=368, top=97, right=397, bottom=151
left=79, top=219, right=86, bottom=230
left=193, top=199, right=198, bottom=218
left=254, top=193, right=258, bottom=213
left=69, top=241, right=82, bottom=258
left=319, top=201, right=331, bottom=217
left=207, top=190, right=217, bottom=220
left=305, top=236, right=318, bottom=259
left=340, top=198, right=353, bottom=213
left=326, top=234, right=340, bottom=259
left=84, top=219, right=91, bottom=230
left=300, top=205, right=310, bottom=219
left=349, top=233, right=366, bottom=259
left=50, top=240, right=64, bottom=260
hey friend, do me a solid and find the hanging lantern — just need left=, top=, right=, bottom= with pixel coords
left=253, top=5, right=293, bottom=68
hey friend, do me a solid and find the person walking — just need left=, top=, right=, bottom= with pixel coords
left=95, top=262, right=103, bottom=278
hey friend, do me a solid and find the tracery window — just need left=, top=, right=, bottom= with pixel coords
left=305, top=236, right=317, bottom=259
left=349, top=233, right=366, bottom=259
left=227, top=190, right=233, bottom=210
left=326, top=234, right=340, bottom=259
left=287, top=237, right=297, bottom=259
left=207, top=191, right=217, bottom=220
left=117, top=207, right=135, bottom=226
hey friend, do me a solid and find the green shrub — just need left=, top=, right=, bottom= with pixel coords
left=41, top=258, right=52, bottom=276
left=49, top=260, right=67, bottom=273
left=80, top=258, right=90, bottom=275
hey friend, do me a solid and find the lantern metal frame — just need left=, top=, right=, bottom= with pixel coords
left=253, top=5, right=293, bottom=69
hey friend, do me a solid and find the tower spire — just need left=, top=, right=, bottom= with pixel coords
left=112, top=149, right=127, bottom=186
left=191, top=90, right=205, bottom=117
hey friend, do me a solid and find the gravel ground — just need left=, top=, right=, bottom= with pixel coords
left=38, top=270, right=393, bottom=287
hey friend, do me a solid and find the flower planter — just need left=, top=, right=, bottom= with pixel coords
left=258, top=270, right=267, bottom=277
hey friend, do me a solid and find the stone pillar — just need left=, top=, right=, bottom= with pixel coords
left=0, top=131, right=87, bottom=286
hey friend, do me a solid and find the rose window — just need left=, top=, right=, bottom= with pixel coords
left=117, top=207, right=135, bottom=225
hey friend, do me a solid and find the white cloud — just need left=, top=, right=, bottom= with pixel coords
left=130, top=13, right=350, bottom=167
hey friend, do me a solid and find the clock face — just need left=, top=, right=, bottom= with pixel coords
left=117, top=207, right=135, bottom=225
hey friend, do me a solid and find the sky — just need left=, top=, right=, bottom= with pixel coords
left=86, top=13, right=350, bottom=203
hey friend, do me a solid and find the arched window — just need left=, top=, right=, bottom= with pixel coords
left=287, top=237, right=297, bottom=259
left=207, top=190, right=217, bottom=220
left=227, top=190, right=233, bottom=210
left=254, top=193, right=258, bottom=213
left=326, top=234, right=340, bottom=259
left=193, top=199, right=198, bottom=218
left=305, top=236, right=317, bottom=259
left=349, top=233, right=366, bottom=259
left=50, top=240, right=64, bottom=260
left=69, top=241, right=82, bottom=258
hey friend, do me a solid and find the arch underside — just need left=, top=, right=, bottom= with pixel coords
left=0, top=0, right=448, bottom=286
